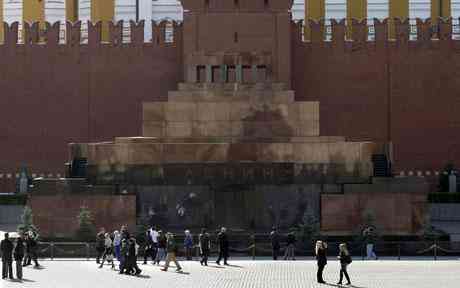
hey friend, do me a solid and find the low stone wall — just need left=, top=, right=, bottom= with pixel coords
left=29, top=195, right=136, bottom=238
left=321, top=177, right=429, bottom=235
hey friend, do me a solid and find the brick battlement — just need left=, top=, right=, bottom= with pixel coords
left=0, top=20, right=182, bottom=47
left=295, top=17, right=457, bottom=45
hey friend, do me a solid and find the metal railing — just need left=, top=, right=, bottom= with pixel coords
left=33, top=240, right=460, bottom=261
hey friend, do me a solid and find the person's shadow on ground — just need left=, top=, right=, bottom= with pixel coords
left=224, top=264, right=243, bottom=268
left=9, top=278, right=35, bottom=283
left=330, top=283, right=368, bottom=288
left=134, top=274, right=151, bottom=279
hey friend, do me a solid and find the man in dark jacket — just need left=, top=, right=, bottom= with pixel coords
left=95, top=229, right=105, bottom=264
left=1, top=233, right=14, bottom=280
left=199, top=228, right=210, bottom=266
left=119, top=238, right=128, bottom=274
left=284, top=231, right=296, bottom=260
left=216, top=227, right=229, bottom=266
left=27, top=232, right=39, bottom=268
left=126, top=238, right=141, bottom=275
left=13, top=235, right=25, bottom=280
left=143, top=230, right=154, bottom=265
left=270, top=227, right=281, bottom=260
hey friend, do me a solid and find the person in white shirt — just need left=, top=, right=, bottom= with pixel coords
left=150, top=226, right=159, bottom=260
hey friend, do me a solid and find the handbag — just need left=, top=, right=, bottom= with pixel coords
left=345, top=255, right=352, bottom=264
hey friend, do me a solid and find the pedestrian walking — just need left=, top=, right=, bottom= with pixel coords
left=143, top=230, right=154, bottom=265
left=150, top=226, right=159, bottom=260
left=337, top=243, right=352, bottom=285
left=154, top=230, right=166, bottom=265
left=125, top=237, right=142, bottom=275
left=99, top=233, right=115, bottom=269
left=95, top=228, right=106, bottom=264
left=284, top=230, right=296, bottom=260
left=118, top=237, right=128, bottom=274
left=270, top=227, right=281, bottom=260
left=199, top=228, right=210, bottom=266
left=363, top=227, right=378, bottom=260
left=316, top=240, right=328, bottom=284
left=13, top=234, right=25, bottom=280
left=25, top=232, right=39, bottom=268
left=1, top=233, right=14, bottom=280
left=184, top=230, right=193, bottom=261
left=216, top=227, right=229, bottom=265
left=113, top=230, right=122, bottom=262
left=161, top=233, right=182, bottom=272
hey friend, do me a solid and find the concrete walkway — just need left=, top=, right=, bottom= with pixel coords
left=1, top=259, right=459, bottom=288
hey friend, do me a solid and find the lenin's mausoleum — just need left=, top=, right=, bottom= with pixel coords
left=1, top=0, right=459, bottom=238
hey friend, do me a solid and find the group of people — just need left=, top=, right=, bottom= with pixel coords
left=1, top=231, right=40, bottom=281
left=95, top=226, right=142, bottom=275
left=2, top=225, right=361, bottom=286
left=141, top=226, right=230, bottom=269
left=315, top=240, right=353, bottom=285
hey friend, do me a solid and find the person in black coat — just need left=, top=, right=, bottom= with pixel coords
left=95, top=229, right=105, bottom=264
left=216, top=227, right=229, bottom=265
left=337, top=243, right=352, bottom=285
left=284, top=231, right=296, bottom=260
left=143, top=230, right=154, bottom=265
left=126, top=238, right=141, bottom=275
left=270, top=227, right=281, bottom=260
left=1, top=233, right=14, bottom=280
left=199, top=228, right=210, bottom=266
left=13, top=235, right=25, bottom=280
left=315, top=240, right=328, bottom=284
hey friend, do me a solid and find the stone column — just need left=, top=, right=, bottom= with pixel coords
left=220, top=65, right=228, bottom=83
left=252, top=65, right=258, bottom=83
left=206, top=65, right=213, bottom=83
left=236, top=64, right=243, bottom=83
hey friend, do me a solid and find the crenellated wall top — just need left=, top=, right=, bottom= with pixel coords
left=294, top=17, right=460, bottom=44
left=0, top=20, right=183, bottom=47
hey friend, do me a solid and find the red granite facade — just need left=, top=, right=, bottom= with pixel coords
left=29, top=194, right=136, bottom=238
left=0, top=14, right=459, bottom=178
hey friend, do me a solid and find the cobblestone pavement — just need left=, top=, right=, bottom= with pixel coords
left=2, top=259, right=460, bottom=288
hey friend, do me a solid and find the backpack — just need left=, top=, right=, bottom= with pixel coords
left=345, top=255, right=352, bottom=264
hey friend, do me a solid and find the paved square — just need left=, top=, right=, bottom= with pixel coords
left=2, top=259, right=460, bottom=288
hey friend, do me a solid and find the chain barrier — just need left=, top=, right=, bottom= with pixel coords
left=31, top=241, right=460, bottom=261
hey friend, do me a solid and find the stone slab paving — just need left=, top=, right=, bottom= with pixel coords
left=2, top=259, right=460, bottom=288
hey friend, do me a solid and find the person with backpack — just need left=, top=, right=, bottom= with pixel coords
left=337, top=243, right=352, bottom=285
left=315, top=240, right=328, bottom=284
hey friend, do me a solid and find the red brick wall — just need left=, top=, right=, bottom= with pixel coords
left=0, top=22, right=182, bottom=173
left=292, top=20, right=460, bottom=172
left=29, top=194, right=136, bottom=238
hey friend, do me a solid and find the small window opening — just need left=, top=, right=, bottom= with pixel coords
left=234, top=32, right=238, bottom=43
